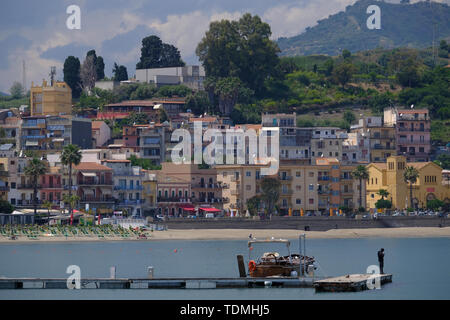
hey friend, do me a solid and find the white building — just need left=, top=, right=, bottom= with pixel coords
left=135, top=66, right=205, bottom=90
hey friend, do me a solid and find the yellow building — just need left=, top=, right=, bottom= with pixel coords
left=366, top=156, right=450, bottom=210
left=0, top=158, right=9, bottom=201
left=142, top=171, right=158, bottom=215
left=30, top=80, right=72, bottom=116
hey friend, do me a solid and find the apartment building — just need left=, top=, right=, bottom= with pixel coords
left=154, top=163, right=225, bottom=217
left=74, top=162, right=114, bottom=215
left=366, top=156, right=449, bottom=210
left=310, top=127, right=348, bottom=163
left=0, top=110, right=21, bottom=153
left=142, top=172, right=157, bottom=216
left=384, top=108, right=431, bottom=162
left=92, top=121, right=111, bottom=147
left=102, top=160, right=145, bottom=217
left=139, top=124, right=166, bottom=164
left=261, top=113, right=311, bottom=161
left=0, top=159, right=9, bottom=201
left=30, top=80, right=72, bottom=116
left=216, top=159, right=365, bottom=216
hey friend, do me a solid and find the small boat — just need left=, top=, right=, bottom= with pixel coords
left=247, top=239, right=315, bottom=278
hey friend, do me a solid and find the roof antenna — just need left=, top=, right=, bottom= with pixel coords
left=49, top=66, right=56, bottom=86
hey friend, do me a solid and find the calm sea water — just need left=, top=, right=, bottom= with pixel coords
left=0, top=237, right=449, bottom=300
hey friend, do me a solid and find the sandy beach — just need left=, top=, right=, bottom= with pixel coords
left=0, top=227, right=449, bottom=243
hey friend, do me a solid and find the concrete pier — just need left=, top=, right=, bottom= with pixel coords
left=0, top=274, right=392, bottom=291
left=314, top=274, right=393, bottom=292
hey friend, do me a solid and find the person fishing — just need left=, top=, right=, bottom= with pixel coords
left=377, top=248, right=385, bottom=274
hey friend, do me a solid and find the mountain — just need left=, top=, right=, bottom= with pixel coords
left=0, top=92, right=9, bottom=97
left=277, top=0, right=450, bottom=57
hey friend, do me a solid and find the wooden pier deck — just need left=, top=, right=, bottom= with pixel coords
left=314, top=274, right=393, bottom=292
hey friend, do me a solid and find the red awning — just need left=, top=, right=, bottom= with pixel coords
left=199, top=207, right=221, bottom=212
left=179, top=204, right=196, bottom=211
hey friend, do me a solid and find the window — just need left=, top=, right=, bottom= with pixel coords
left=296, top=171, right=301, bottom=177
left=11, top=182, right=16, bottom=189
left=309, top=198, right=314, bottom=204
left=309, top=184, right=314, bottom=191
left=246, top=171, right=251, bottom=177
left=309, top=172, right=314, bottom=177
left=296, top=185, right=301, bottom=191
left=296, top=199, right=301, bottom=204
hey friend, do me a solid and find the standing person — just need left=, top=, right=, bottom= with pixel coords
left=377, top=248, right=385, bottom=274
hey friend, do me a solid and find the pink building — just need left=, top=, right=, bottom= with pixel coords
left=394, top=109, right=431, bottom=162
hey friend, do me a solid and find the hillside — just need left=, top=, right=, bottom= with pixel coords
left=278, top=0, right=450, bottom=56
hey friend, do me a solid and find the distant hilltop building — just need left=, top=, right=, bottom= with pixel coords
left=135, top=66, right=205, bottom=90
left=30, top=80, right=72, bottom=116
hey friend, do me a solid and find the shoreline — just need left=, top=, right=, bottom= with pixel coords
left=0, top=227, right=449, bottom=243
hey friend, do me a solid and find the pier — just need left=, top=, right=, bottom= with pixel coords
left=0, top=274, right=392, bottom=291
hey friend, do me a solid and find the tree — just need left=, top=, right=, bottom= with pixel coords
left=260, top=177, right=281, bottom=215
left=397, top=57, right=420, bottom=87
left=185, top=91, right=211, bottom=115
left=342, top=49, right=351, bottom=60
left=80, top=55, right=97, bottom=92
left=63, top=56, right=82, bottom=98
left=61, top=144, right=82, bottom=217
left=85, top=50, right=105, bottom=80
left=42, top=201, right=52, bottom=226
left=0, top=200, right=14, bottom=214
left=352, top=165, right=369, bottom=210
left=112, top=63, right=128, bottom=81
left=96, top=56, right=105, bottom=80
left=136, top=35, right=185, bottom=69
left=427, top=199, right=444, bottom=211
left=375, top=199, right=392, bottom=210
left=196, top=13, right=280, bottom=96
left=247, top=195, right=262, bottom=216
left=343, top=110, right=356, bottom=125
left=404, top=166, right=419, bottom=209
left=206, top=77, right=253, bottom=115
left=377, top=189, right=389, bottom=200
left=332, top=62, right=356, bottom=87
left=434, top=154, right=450, bottom=170
left=10, top=82, right=24, bottom=99
left=24, top=157, right=48, bottom=216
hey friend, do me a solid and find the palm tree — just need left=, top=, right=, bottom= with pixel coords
left=352, top=165, right=369, bottom=210
left=43, top=201, right=52, bottom=226
left=404, top=166, right=419, bottom=209
left=61, top=144, right=82, bottom=216
left=377, top=189, right=389, bottom=200
left=24, top=157, right=48, bottom=216
left=63, top=194, right=80, bottom=224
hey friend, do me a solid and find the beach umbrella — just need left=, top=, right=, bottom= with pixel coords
left=245, top=210, right=250, bottom=217
left=301, top=208, right=304, bottom=217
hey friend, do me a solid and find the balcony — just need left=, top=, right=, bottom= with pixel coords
left=80, top=197, right=115, bottom=203
left=193, top=197, right=226, bottom=204
left=370, top=134, right=395, bottom=140
left=157, top=197, right=191, bottom=203
left=115, top=199, right=145, bottom=206
left=372, top=144, right=396, bottom=150
left=192, top=183, right=223, bottom=189
left=398, top=127, right=430, bottom=132
left=78, top=181, right=113, bottom=186
left=18, top=184, right=41, bottom=189
left=114, top=185, right=144, bottom=191
left=318, top=189, right=330, bottom=195
left=279, top=176, right=292, bottom=181
left=0, top=186, right=10, bottom=192
left=318, top=176, right=330, bottom=181
left=0, top=171, right=9, bottom=177
left=230, top=176, right=240, bottom=182
left=41, top=184, right=63, bottom=189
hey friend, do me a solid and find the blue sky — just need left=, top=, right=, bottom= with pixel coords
left=0, top=0, right=447, bottom=92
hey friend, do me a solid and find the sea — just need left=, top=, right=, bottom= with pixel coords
left=0, top=237, right=449, bottom=300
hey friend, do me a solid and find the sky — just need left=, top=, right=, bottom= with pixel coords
left=0, top=0, right=448, bottom=93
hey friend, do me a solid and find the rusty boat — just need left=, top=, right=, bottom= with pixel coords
left=247, top=239, right=315, bottom=278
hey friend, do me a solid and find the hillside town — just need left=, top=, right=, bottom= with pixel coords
left=0, top=65, right=449, bottom=226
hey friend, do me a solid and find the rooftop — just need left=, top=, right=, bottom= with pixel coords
left=74, top=162, right=112, bottom=171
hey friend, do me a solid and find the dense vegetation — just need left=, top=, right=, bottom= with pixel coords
left=278, top=0, right=450, bottom=57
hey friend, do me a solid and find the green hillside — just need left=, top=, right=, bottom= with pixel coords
left=278, top=0, right=450, bottom=56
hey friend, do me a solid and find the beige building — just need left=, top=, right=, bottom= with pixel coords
left=366, top=156, right=450, bottom=210
left=30, top=80, right=72, bottom=116
left=216, top=159, right=365, bottom=216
